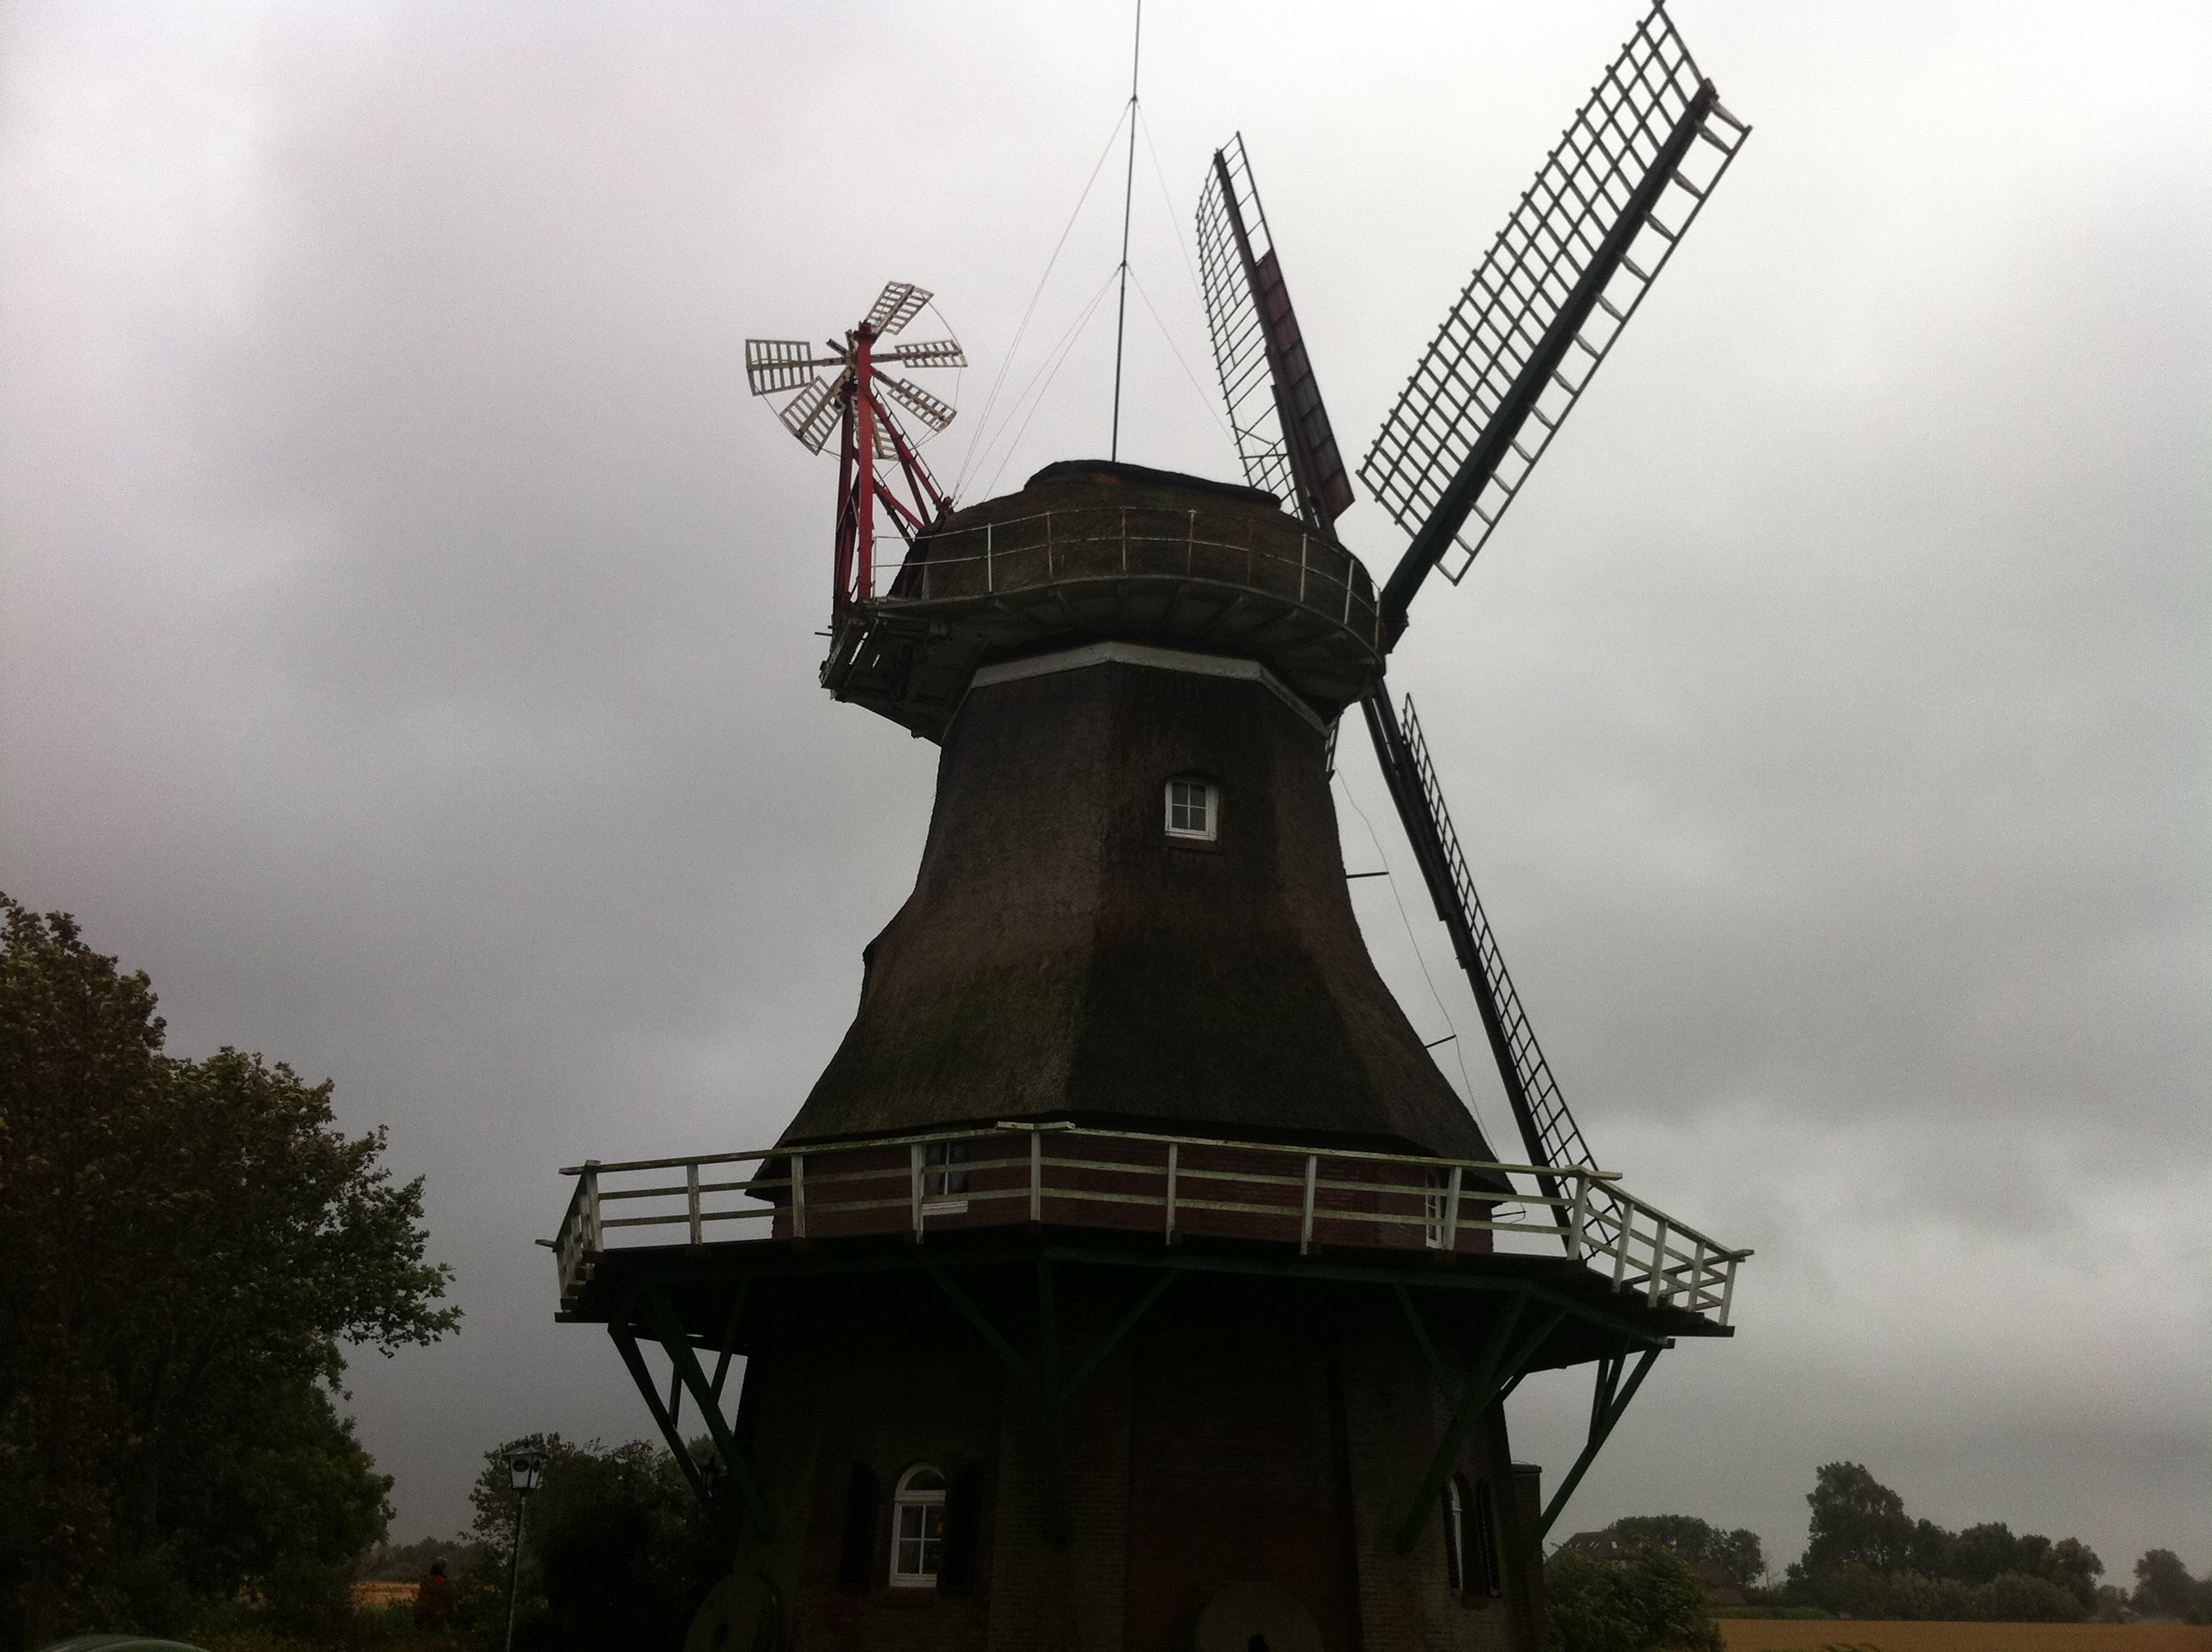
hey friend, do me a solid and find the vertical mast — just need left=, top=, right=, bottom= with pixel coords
left=1109, top=0, right=1143, bottom=460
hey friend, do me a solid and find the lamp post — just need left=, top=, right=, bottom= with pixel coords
left=502, top=1439, right=547, bottom=1652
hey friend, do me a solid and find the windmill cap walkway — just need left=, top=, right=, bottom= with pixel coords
left=821, top=461, right=1383, bottom=740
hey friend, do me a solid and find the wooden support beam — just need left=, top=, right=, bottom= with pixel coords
left=926, top=1263, right=1181, bottom=1548
left=643, top=1287, right=777, bottom=1541
left=609, top=1324, right=714, bottom=1509
left=1528, top=1343, right=1663, bottom=1552
left=1394, top=1294, right=1568, bottom=1553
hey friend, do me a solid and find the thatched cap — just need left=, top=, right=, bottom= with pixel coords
left=779, top=643, right=1499, bottom=1164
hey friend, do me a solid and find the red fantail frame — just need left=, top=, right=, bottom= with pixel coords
left=831, top=323, right=952, bottom=620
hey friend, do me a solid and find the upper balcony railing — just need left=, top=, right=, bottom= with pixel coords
left=867, top=506, right=1382, bottom=650
left=550, top=1122, right=1745, bottom=1328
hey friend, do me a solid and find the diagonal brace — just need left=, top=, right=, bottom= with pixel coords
left=1395, top=1293, right=1567, bottom=1552
left=1528, top=1342, right=1662, bottom=1553
left=643, top=1286, right=777, bottom=1540
left=928, top=1264, right=1179, bottom=1545
left=612, top=1324, right=716, bottom=1509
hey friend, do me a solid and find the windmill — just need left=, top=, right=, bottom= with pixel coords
left=552, top=10, right=1753, bottom=1649
left=1196, top=2, right=1748, bottom=1254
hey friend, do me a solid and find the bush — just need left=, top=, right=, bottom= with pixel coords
left=1792, top=1562, right=2087, bottom=1622
left=1546, top=1544, right=1723, bottom=1652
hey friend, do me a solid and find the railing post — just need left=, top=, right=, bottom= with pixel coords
left=791, top=1153, right=807, bottom=1240
left=687, top=1160, right=701, bottom=1247
left=986, top=522, right=994, bottom=592
left=1121, top=507, right=1129, bottom=573
left=1646, top=1215, right=1671, bottom=1306
left=1566, top=1174, right=1591, bottom=1260
left=583, top=1161, right=602, bottom=1254
left=1441, top=1166, right=1464, bottom=1251
left=1185, top=509, right=1195, bottom=573
left=1299, top=1155, right=1318, bottom=1254
left=1029, top=1130, right=1043, bottom=1224
left=1611, top=1194, right=1631, bottom=1288
left=1691, top=1236, right=1708, bottom=1312
left=1046, top=513, right=1054, bottom=578
left=1718, top=1254, right=1738, bottom=1328
left=1299, top=533, right=1308, bottom=602
left=1164, top=1142, right=1179, bottom=1245
left=910, top=1143, right=925, bottom=1240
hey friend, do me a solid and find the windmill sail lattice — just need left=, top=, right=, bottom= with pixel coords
left=1364, top=3, right=1748, bottom=614
left=1197, top=134, right=1353, bottom=529
left=1397, top=701, right=1595, bottom=1175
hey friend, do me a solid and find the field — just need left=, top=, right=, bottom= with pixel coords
left=352, top=1580, right=418, bottom=1608
left=1720, top=1623, right=2212, bottom=1652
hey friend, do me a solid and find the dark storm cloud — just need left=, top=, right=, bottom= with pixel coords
left=2, top=0, right=2204, bottom=1578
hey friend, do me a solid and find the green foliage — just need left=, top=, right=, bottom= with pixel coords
left=1802, top=1562, right=2087, bottom=1622
left=1801, top=1462, right=1914, bottom=1575
left=1608, top=1516, right=1767, bottom=1591
left=1782, top=1463, right=2104, bottom=1621
left=1545, top=1544, right=1723, bottom=1652
left=2133, top=1550, right=2212, bottom=1624
left=468, top=1436, right=723, bottom=1652
left=0, top=896, right=458, bottom=1649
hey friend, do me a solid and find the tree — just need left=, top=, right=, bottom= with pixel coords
left=1608, top=1517, right=1766, bottom=1591
left=1783, top=1463, right=2101, bottom=1620
left=1800, top=1462, right=1915, bottom=1575
left=2133, top=1550, right=2209, bottom=1623
left=1546, top=1544, right=1722, bottom=1652
left=469, top=1436, right=723, bottom=1652
left=0, top=897, right=459, bottom=1648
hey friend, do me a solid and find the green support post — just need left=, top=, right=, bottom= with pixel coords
left=926, top=1261, right=1180, bottom=1546
left=610, top=1324, right=716, bottom=1509
left=1528, top=1342, right=1662, bottom=1552
left=1394, top=1292, right=1568, bottom=1553
left=643, top=1286, right=778, bottom=1540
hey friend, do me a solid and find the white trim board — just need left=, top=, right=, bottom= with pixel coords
left=963, top=641, right=1330, bottom=735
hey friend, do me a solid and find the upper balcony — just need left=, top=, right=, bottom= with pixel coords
left=820, top=462, right=1383, bottom=741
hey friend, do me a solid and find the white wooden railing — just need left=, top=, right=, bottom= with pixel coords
left=551, top=1123, right=1745, bottom=1327
left=865, top=506, right=1381, bottom=645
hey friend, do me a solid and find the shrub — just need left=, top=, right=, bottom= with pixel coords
left=1546, top=1544, right=1723, bottom=1652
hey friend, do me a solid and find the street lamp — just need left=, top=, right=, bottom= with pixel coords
left=502, top=1439, right=547, bottom=1652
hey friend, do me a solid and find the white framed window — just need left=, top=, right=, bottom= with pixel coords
left=922, top=1140, right=969, bottom=1214
left=1165, top=777, right=1218, bottom=841
left=890, top=1464, right=947, bottom=1586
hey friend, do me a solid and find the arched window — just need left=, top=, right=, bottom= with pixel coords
left=889, top=1464, right=947, bottom=1587
left=1164, top=777, right=1218, bottom=841
left=1442, top=1475, right=1470, bottom=1592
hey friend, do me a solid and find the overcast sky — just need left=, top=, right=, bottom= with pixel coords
left=3, top=0, right=2206, bottom=1579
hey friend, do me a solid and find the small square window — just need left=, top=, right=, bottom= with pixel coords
left=1165, top=778, right=1217, bottom=841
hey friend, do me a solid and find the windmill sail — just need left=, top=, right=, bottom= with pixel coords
left=1197, top=134, right=1353, bottom=529
left=1363, top=688, right=1622, bottom=1256
left=1364, top=3, right=1748, bottom=639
